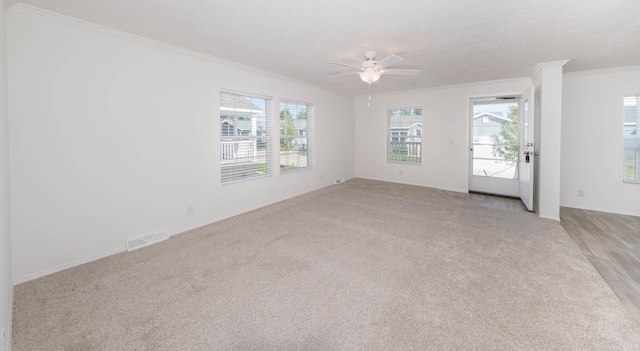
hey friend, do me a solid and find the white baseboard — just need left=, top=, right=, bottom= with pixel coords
left=12, top=247, right=123, bottom=285
left=539, top=214, right=561, bottom=222
left=13, top=183, right=332, bottom=284
left=168, top=183, right=331, bottom=239
left=6, top=284, right=12, bottom=351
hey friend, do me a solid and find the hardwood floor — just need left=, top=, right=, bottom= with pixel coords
left=560, top=207, right=640, bottom=324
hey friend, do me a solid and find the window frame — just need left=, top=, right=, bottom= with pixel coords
left=387, top=107, right=423, bottom=165
left=623, top=93, right=640, bottom=184
left=219, top=89, right=273, bottom=185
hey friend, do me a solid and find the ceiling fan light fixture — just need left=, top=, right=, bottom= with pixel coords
left=331, top=52, right=420, bottom=84
left=359, top=68, right=381, bottom=84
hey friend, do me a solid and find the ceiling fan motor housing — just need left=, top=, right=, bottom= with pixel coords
left=364, top=51, right=377, bottom=60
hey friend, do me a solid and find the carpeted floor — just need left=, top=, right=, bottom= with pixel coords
left=12, top=178, right=640, bottom=350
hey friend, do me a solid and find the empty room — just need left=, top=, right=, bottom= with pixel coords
left=1, top=0, right=640, bottom=350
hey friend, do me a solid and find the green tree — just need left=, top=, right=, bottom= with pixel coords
left=491, top=104, right=519, bottom=166
left=391, top=108, right=422, bottom=116
left=280, top=109, right=297, bottom=150
left=297, top=108, right=307, bottom=119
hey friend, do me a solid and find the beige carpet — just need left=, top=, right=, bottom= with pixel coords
left=12, top=178, right=640, bottom=350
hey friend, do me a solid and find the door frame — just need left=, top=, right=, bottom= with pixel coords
left=518, top=86, right=535, bottom=211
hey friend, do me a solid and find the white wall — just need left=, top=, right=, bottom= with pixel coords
left=533, top=61, right=568, bottom=221
left=7, top=8, right=355, bottom=282
left=533, top=71, right=542, bottom=215
left=355, top=78, right=531, bottom=193
left=561, top=66, right=640, bottom=216
left=1, top=1, right=14, bottom=348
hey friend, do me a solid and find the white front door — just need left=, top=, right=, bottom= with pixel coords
left=519, top=86, right=535, bottom=211
left=469, top=97, right=521, bottom=197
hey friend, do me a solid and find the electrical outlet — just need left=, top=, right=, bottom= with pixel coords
left=1, top=327, right=6, bottom=351
left=577, top=189, right=585, bottom=197
left=186, top=205, right=194, bottom=215
left=399, top=170, right=403, bottom=176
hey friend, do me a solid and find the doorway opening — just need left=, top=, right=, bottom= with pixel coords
left=468, top=86, right=536, bottom=212
left=469, top=96, right=521, bottom=197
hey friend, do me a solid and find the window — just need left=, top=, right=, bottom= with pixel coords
left=624, top=94, right=639, bottom=183
left=388, top=108, right=422, bottom=164
left=279, top=100, right=313, bottom=173
left=219, top=90, right=273, bottom=184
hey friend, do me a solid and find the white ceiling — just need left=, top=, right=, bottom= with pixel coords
left=10, top=0, right=640, bottom=96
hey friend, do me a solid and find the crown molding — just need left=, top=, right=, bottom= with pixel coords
left=7, top=3, right=342, bottom=96
left=530, top=59, right=570, bottom=79
left=5, top=0, right=20, bottom=10
left=537, top=60, right=570, bottom=69
left=8, top=3, right=231, bottom=64
left=562, top=64, right=640, bottom=78
left=355, top=76, right=532, bottom=98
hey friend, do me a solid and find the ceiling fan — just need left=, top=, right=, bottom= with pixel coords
left=330, top=51, right=421, bottom=84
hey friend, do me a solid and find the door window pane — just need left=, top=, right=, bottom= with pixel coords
left=471, top=101, right=519, bottom=179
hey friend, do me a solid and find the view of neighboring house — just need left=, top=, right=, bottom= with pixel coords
left=221, top=119, right=252, bottom=137
left=389, top=121, right=422, bottom=157
left=292, top=119, right=309, bottom=151
left=472, top=112, right=509, bottom=141
left=471, top=111, right=517, bottom=179
left=219, top=93, right=267, bottom=182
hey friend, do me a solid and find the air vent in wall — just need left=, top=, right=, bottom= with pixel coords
left=127, top=229, right=169, bottom=251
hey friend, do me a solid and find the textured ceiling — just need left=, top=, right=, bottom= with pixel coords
left=10, top=0, right=640, bottom=96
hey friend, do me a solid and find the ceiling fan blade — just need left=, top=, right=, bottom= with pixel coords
left=330, top=61, right=361, bottom=70
left=381, top=69, right=421, bottom=76
left=329, top=71, right=360, bottom=78
left=377, top=55, right=404, bottom=69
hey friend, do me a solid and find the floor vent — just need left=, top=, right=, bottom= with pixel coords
left=127, top=229, right=169, bottom=251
